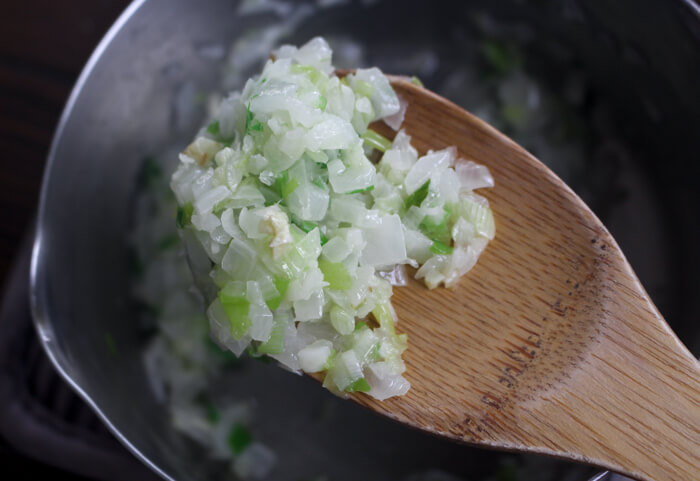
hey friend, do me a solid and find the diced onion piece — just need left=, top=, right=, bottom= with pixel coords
left=349, top=67, right=400, bottom=120
left=360, top=214, right=407, bottom=266
left=170, top=37, right=497, bottom=402
left=298, top=340, right=334, bottom=372
left=456, top=160, right=495, bottom=191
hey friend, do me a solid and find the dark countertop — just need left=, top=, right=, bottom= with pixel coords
left=1, top=2, right=131, bottom=478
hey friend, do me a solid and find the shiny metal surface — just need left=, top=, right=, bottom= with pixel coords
left=30, top=0, right=700, bottom=480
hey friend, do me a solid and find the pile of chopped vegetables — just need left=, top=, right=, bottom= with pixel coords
left=170, top=37, right=495, bottom=400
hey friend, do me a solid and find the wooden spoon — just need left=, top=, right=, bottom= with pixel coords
left=342, top=75, right=700, bottom=481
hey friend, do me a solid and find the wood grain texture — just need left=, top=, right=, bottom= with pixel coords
left=348, top=77, right=700, bottom=481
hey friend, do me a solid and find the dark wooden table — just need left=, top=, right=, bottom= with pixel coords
left=0, top=2, right=131, bottom=478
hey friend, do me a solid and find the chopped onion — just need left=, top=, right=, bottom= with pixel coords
left=171, top=37, right=496, bottom=401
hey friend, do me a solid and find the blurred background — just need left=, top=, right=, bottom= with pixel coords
left=1, top=1, right=698, bottom=480
left=1, top=2, right=133, bottom=479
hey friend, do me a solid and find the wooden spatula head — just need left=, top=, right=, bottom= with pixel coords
left=341, top=76, right=700, bottom=481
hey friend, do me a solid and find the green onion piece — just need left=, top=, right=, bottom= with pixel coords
left=410, top=76, right=424, bottom=87
left=321, top=348, right=336, bottom=370
left=246, top=345, right=274, bottom=362
left=361, top=129, right=393, bottom=152
left=290, top=64, right=324, bottom=85
left=218, top=292, right=251, bottom=340
left=481, top=40, right=523, bottom=75
left=203, top=398, right=220, bottom=424
left=104, top=333, right=118, bottom=357
left=404, top=179, right=430, bottom=208
left=265, top=276, right=289, bottom=311
left=317, top=95, right=327, bottom=111
left=157, top=234, right=179, bottom=251
left=244, top=102, right=253, bottom=134
left=257, top=316, right=287, bottom=354
left=206, top=120, right=220, bottom=136
left=371, top=342, right=382, bottom=361
left=419, top=210, right=451, bottom=245
left=140, top=156, right=162, bottom=187
left=430, top=240, right=453, bottom=255
left=249, top=119, right=264, bottom=132
left=282, top=176, right=300, bottom=199
left=354, top=320, right=368, bottom=332
left=319, top=258, right=353, bottom=290
left=228, top=423, right=253, bottom=455
left=311, top=175, right=327, bottom=190
left=257, top=180, right=283, bottom=206
left=274, top=276, right=290, bottom=297
left=372, top=302, right=395, bottom=335
left=176, top=202, right=194, bottom=228
left=292, top=219, right=328, bottom=245
left=294, top=219, right=317, bottom=233
left=345, top=377, right=371, bottom=393
left=354, top=79, right=374, bottom=98
left=348, top=185, right=375, bottom=194
left=273, top=171, right=288, bottom=197
left=212, top=200, right=227, bottom=216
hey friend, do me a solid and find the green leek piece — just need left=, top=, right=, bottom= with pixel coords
left=158, top=234, right=179, bottom=251
left=206, top=120, right=220, bottom=136
left=290, top=64, right=324, bottom=85
left=348, top=185, right=375, bottom=194
left=203, top=398, right=220, bottom=424
left=353, top=79, right=374, bottom=98
left=318, top=258, right=352, bottom=290
left=218, top=291, right=251, bottom=340
left=420, top=210, right=451, bottom=245
left=371, top=342, right=382, bottom=361
left=345, top=377, right=371, bottom=393
left=264, top=276, right=289, bottom=311
left=410, top=76, right=424, bottom=87
left=481, top=40, right=523, bottom=75
left=273, top=171, right=288, bottom=197
left=176, top=202, right=194, bottom=228
left=257, top=316, right=286, bottom=355
left=244, top=103, right=253, bottom=133
left=430, top=240, right=453, bottom=255
left=361, top=129, right=392, bottom=152
left=372, top=302, right=395, bottom=335
left=292, top=219, right=328, bottom=245
left=228, top=423, right=253, bottom=455
left=282, top=176, right=300, bottom=199
left=404, top=179, right=430, bottom=208
left=244, top=100, right=263, bottom=135
left=321, top=348, right=336, bottom=370
left=139, top=156, right=162, bottom=188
